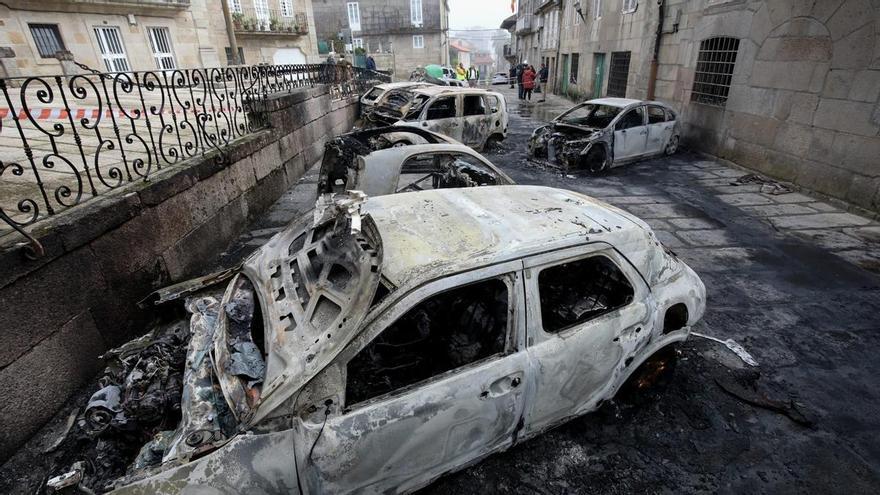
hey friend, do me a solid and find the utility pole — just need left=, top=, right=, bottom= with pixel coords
left=221, top=0, right=241, bottom=65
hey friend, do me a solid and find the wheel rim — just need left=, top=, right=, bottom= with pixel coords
left=666, top=136, right=679, bottom=154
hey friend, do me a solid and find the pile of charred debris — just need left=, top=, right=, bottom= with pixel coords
left=31, top=276, right=265, bottom=494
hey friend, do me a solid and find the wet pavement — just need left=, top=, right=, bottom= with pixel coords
left=5, top=85, right=880, bottom=494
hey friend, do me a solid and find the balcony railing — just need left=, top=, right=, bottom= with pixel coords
left=0, top=63, right=388, bottom=255
left=516, top=14, right=535, bottom=34
left=232, top=8, right=309, bottom=35
left=67, top=0, right=191, bottom=8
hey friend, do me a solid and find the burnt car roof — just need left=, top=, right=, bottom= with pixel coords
left=362, top=185, right=646, bottom=288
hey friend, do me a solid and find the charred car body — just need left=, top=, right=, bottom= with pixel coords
left=51, top=185, right=705, bottom=494
left=365, top=86, right=508, bottom=150
left=528, top=98, right=681, bottom=172
left=318, top=127, right=514, bottom=197
left=360, top=82, right=432, bottom=118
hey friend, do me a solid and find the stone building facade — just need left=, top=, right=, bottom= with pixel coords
left=0, top=0, right=319, bottom=78
left=513, top=0, right=880, bottom=214
left=312, top=0, right=450, bottom=78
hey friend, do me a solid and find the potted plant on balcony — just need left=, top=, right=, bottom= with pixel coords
left=232, top=12, right=244, bottom=30
left=269, top=16, right=280, bottom=32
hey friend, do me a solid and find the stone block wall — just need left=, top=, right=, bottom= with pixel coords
left=0, top=85, right=359, bottom=460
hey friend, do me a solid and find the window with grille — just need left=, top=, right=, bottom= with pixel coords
left=228, top=0, right=242, bottom=13
left=691, top=36, right=739, bottom=107
left=29, top=24, right=65, bottom=59
left=94, top=26, right=130, bottom=72
left=411, top=0, right=423, bottom=26
left=225, top=46, right=245, bottom=65
left=347, top=2, right=361, bottom=31
left=147, top=27, right=175, bottom=70
left=622, top=0, right=637, bottom=13
left=281, top=0, right=293, bottom=17
left=607, top=51, right=630, bottom=97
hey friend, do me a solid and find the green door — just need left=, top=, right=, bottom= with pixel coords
left=593, top=53, right=605, bottom=99
left=561, top=54, right=569, bottom=94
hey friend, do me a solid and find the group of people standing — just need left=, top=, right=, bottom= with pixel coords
left=455, top=63, right=481, bottom=87
left=509, top=62, right=549, bottom=102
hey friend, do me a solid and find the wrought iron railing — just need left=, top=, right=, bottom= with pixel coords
left=0, top=63, right=389, bottom=256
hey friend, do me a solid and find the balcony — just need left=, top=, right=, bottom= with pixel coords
left=232, top=8, right=309, bottom=36
left=66, top=0, right=191, bottom=8
left=516, top=14, right=535, bottom=34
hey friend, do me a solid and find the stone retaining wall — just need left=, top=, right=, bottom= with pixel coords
left=0, top=85, right=359, bottom=460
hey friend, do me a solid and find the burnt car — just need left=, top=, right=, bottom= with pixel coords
left=528, top=98, right=681, bottom=172
left=318, top=127, right=514, bottom=197
left=360, top=82, right=432, bottom=117
left=51, top=186, right=704, bottom=494
left=367, top=86, right=508, bottom=150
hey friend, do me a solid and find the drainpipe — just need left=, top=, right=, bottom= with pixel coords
left=221, top=0, right=241, bottom=65
left=646, top=0, right=665, bottom=100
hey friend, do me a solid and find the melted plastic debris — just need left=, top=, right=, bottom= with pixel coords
left=692, top=332, right=759, bottom=367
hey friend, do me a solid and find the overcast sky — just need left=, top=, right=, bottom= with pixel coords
left=448, top=0, right=515, bottom=30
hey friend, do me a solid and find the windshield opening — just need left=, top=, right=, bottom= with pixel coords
left=557, top=103, right=622, bottom=128
left=403, top=94, right=430, bottom=121
left=363, top=87, right=384, bottom=101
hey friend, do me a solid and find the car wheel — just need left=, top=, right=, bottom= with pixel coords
left=485, top=134, right=503, bottom=150
left=583, top=146, right=607, bottom=174
left=665, top=135, right=679, bottom=155
left=617, top=345, right=678, bottom=404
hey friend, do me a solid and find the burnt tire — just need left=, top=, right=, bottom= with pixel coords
left=617, top=345, right=678, bottom=404
left=485, top=134, right=503, bottom=150
left=583, top=146, right=608, bottom=174
left=665, top=135, right=680, bottom=155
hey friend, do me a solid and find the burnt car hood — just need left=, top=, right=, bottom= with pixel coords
left=242, top=193, right=383, bottom=424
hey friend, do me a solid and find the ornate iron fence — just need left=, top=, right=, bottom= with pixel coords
left=0, top=63, right=389, bottom=256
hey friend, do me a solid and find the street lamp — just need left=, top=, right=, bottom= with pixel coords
left=573, top=1, right=586, bottom=22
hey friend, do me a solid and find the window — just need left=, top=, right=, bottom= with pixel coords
left=147, top=27, right=175, bottom=70
left=607, top=51, right=630, bottom=97
left=254, top=0, right=270, bottom=30
left=29, top=24, right=65, bottom=59
left=228, top=0, right=242, bottom=13
left=691, top=36, right=739, bottom=107
left=539, top=256, right=634, bottom=333
left=411, top=0, right=423, bottom=26
left=486, top=94, right=500, bottom=113
left=425, top=96, right=456, bottom=120
left=225, top=46, right=245, bottom=65
left=615, top=107, right=645, bottom=130
left=281, top=0, right=293, bottom=17
left=397, top=152, right=503, bottom=192
left=463, top=95, right=487, bottom=116
left=622, top=0, right=637, bottom=13
left=647, top=105, right=666, bottom=124
left=347, top=2, right=361, bottom=31
left=346, top=278, right=509, bottom=406
left=593, top=0, right=603, bottom=19
left=352, top=38, right=364, bottom=50
left=413, top=35, right=424, bottom=49
left=94, top=26, right=130, bottom=72
left=570, top=53, right=580, bottom=84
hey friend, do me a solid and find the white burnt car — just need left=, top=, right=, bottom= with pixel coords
left=368, top=86, right=509, bottom=150
left=529, top=98, right=681, bottom=172
left=317, top=127, right=514, bottom=196
left=91, top=186, right=705, bottom=494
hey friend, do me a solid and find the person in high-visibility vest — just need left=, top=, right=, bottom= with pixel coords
left=455, top=63, right=467, bottom=81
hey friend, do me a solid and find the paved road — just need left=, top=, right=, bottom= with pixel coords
left=5, top=85, right=880, bottom=494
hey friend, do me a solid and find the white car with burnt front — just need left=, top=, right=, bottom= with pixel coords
left=80, top=186, right=705, bottom=494
left=528, top=98, right=681, bottom=172
left=317, top=127, right=514, bottom=197
left=367, top=86, right=509, bottom=150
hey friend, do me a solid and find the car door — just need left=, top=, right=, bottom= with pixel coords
left=645, top=105, right=674, bottom=155
left=420, top=95, right=463, bottom=141
left=295, top=260, right=528, bottom=494
left=460, top=94, right=492, bottom=147
left=612, top=105, right=648, bottom=162
left=522, top=243, right=651, bottom=434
